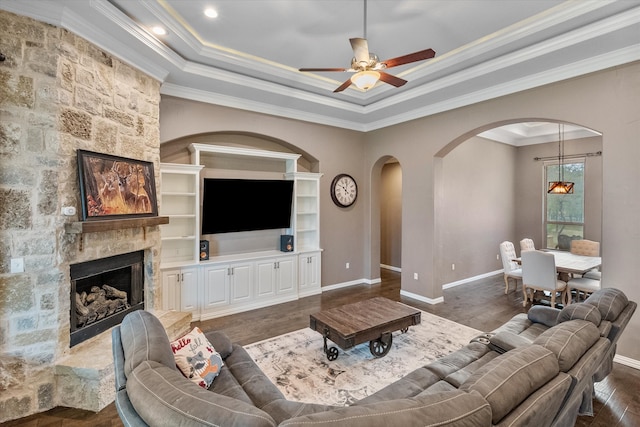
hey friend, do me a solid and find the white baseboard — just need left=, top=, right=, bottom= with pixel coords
left=380, top=264, right=401, bottom=272
left=400, top=289, right=444, bottom=305
left=322, top=277, right=381, bottom=293
left=614, top=354, right=640, bottom=370
left=442, top=270, right=503, bottom=290
left=322, top=279, right=368, bottom=292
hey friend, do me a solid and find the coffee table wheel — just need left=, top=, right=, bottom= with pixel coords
left=369, top=332, right=393, bottom=358
left=326, top=346, right=339, bottom=361
left=401, top=327, right=409, bottom=333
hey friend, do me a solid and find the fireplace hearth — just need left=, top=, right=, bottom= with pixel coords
left=70, top=250, right=144, bottom=347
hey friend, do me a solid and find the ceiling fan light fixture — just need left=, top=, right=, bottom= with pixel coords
left=351, top=70, right=380, bottom=90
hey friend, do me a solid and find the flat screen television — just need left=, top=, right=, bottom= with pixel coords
left=201, top=178, right=294, bottom=234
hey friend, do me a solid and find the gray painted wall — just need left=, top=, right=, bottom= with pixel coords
left=160, top=61, right=639, bottom=362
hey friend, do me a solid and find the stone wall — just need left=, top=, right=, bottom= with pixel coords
left=0, top=10, right=162, bottom=422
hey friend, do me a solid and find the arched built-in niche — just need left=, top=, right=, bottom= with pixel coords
left=160, top=131, right=319, bottom=172
left=433, top=119, right=602, bottom=293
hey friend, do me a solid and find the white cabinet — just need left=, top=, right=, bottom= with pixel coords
left=202, top=264, right=230, bottom=310
left=299, top=251, right=322, bottom=297
left=203, top=261, right=253, bottom=309
left=161, top=266, right=199, bottom=315
left=228, top=262, right=254, bottom=304
left=159, top=164, right=204, bottom=265
left=256, top=256, right=297, bottom=298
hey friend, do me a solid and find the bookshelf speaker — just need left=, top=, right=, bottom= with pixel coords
left=280, top=235, right=294, bottom=252
left=200, top=240, right=209, bottom=260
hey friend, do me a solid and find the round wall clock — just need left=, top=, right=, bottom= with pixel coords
left=330, top=173, right=358, bottom=208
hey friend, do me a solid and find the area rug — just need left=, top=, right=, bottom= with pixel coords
left=244, top=310, right=481, bottom=406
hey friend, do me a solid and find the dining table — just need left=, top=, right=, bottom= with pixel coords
left=515, top=250, right=601, bottom=282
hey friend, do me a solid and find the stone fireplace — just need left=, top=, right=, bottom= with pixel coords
left=0, top=9, right=171, bottom=422
left=70, top=251, right=144, bottom=347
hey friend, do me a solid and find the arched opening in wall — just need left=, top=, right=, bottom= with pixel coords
left=160, top=131, right=319, bottom=172
left=380, top=158, right=402, bottom=273
left=434, top=120, right=602, bottom=292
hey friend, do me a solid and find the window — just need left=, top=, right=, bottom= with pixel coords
left=545, top=160, right=585, bottom=250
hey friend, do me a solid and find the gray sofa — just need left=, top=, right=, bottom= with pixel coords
left=112, top=287, right=635, bottom=427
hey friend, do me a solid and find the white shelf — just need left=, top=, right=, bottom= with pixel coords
left=160, top=163, right=204, bottom=265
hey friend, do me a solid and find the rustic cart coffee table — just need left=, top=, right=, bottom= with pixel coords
left=309, top=297, right=421, bottom=360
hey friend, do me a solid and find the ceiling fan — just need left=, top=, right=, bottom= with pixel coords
left=299, top=1, right=435, bottom=93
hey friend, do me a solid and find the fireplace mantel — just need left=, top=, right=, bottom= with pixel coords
left=65, top=216, right=169, bottom=250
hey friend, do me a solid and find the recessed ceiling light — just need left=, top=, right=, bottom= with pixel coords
left=204, top=8, right=218, bottom=18
left=152, top=26, right=167, bottom=36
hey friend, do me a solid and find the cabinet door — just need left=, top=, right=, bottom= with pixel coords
left=230, top=262, right=253, bottom=303
left=299, top=252, right=321, bottom=295
left=306, top=253, right=321, bottom=289
left=179, top=267, right=199, bottom=314
left=161, top=268, right=181, bottom=311
left=203, top=265, right=230, bottom=309
left=256, top=260, right=276, bottom=297
left=276, top=257, right=296, bottom=295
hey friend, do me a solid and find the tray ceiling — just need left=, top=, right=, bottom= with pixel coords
left=2, top=0, right=638, bottom=138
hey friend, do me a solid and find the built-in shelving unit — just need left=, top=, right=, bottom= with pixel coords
left=286, top=172, right=322, bottom=252
left=159, top=163, right=204, bottom=266
left=159, top=144, right=323, bottom=320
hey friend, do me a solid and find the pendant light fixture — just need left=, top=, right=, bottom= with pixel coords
left=547, top=123, right=574, bottom=194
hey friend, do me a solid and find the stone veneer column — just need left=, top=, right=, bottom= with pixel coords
left=0, top=10, right=162, bottom=422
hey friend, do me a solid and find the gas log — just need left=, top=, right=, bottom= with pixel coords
left=75, top=284, right=130, bottom=327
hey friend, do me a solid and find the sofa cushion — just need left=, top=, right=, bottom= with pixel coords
left=170, top=326, right=224, bottom=388
left=527, top=305, right=561, bottom=327
left=280, top=390, right=492, bottom=427
left=224, top=344, right=286, bottom=410
left=532, top=319, right=600, bottom=372
left=585, top=288, right=629, bottom=321
left=460, top=344, right=559, bottom=424
left=204, top=330, right=234, bottom=359
left=557, top=303, right=601, bottom=326
left=128, top=360, right=277, bottom=427
left=120, top=310, right=177, bottom=378
left=425, top=341, right=492, bottom=379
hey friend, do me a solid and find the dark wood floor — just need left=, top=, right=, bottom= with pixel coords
left=4, top=270, right=638, bottom=426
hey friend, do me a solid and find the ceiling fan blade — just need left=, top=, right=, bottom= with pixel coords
left=350, top=38, right=370, bottom=64
left=378, top=71, right=407, bottom=88
left=382, top=48, right=436, bottom=68
left=299, top=67, right=348, bottom=72
left=333, top=78, right=353, bottom=93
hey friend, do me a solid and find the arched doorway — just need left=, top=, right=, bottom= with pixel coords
left=380, top=157, right=402, bottom=273
left=433, top=119, right=602, bottom=292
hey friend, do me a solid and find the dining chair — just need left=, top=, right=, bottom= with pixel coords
left=519, top=238, right=535, bottom=253
left=567, top=276, right=601, bottom=302
left=499, top=241, right=522, bottom=294
left=521, top=250, right=568, bottom=308
left=570, top=239, right=601, bottom=279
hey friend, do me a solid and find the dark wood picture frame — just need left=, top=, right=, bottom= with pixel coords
left=77, top=150, right=158, bottom=221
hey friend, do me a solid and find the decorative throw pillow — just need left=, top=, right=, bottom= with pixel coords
left=170, top=326, right=223, bottom=388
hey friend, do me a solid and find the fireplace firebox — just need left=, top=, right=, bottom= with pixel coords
left=70, top=250, right=144, bottom=347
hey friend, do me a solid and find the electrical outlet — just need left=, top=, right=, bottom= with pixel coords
left=414, top=272, right=418, bottom=280
left=451, top=263, right=455, bottom=271
left=497, top=254, right=500, bottom=260
left=11, top=258, right=24, bottom=273
left=346, top=262, right=350, bottom=269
